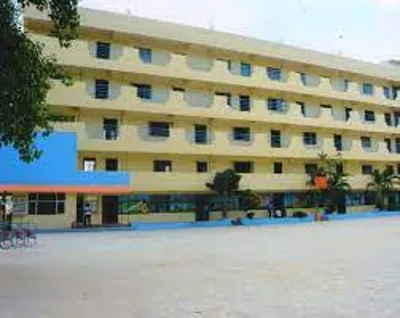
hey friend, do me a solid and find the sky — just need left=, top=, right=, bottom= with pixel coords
left=80, top=0, right=400, bottom=63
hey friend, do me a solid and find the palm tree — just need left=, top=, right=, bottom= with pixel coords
left=367, top=168, right=399, bottom=210
left=326, top=162, right=351, bottom=213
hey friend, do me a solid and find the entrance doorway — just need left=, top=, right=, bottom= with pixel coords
left=76, top=195, right=84, bottom=225
left=102, top=196, right=119, bottom=225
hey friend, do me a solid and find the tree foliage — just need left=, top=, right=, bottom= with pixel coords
left=240, top=189, right=261, bottom=210
left=367, top=168, right=399, bottom=210
left=0, top=0, right=79, bottom=162
left=206, top=169, right=241, bottom=196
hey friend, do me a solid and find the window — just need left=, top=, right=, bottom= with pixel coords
left=267, top=67, right=282, bottom=81
left=362, top=83, right=374, bottom=96
left=233, top=161, right=254, bottom=173
left=194, top=125, right=208, bottom=144
left=139, top=48, right=152, bottom=63
left=239, top=95, right=251, bottom=112
left=397, top=164, right=400, bottom=175
left=240, top=62, right=251, bottom=77
left=270, top=130, right=281, bottom=148
left=386, top=165, right=394, bottom=174
left=105, top=158, right=118, bottom=171
left=96, top=42, right=110, bottom=59
left=362, top=165, right=373, bottom=175
left=395, top=112, right=400, bottom=127
left=149, top=122, right=170, bottom=137
left=135, top=84, right=152, bottom=100
left=172, top=87, right=185, bottom=92
left=215, top=92, right=231, bottom=106
left=274, top=162, right=283, bottom=174
left=233, top=127, right=251, bottom=142
left=95, top=79, right=109, bottom=99
left=305, top=164, right=317, bottom=175
left=103, top=118, right=118, bottom=140
left=344, top=79, right=349, bottom=92
left=364, top=110, right=375, bottom=122
left=196, top=161, right=208, bottom=173
left=361, top=136, right=371, bottom=149
left=385, top=138, right=392, bottom=153
left=83, top=158, right=96, bottom=172
left=296, top=102, right=306, bottom=116
left=303, top=132, right=317, bottom=146
left=153, top=160, right=172, bottom=172
left=28, top=193, right=65, bottom=215
left=268, top=98, right=287, bottom=112
left=396, top=138, right=400, bottom=153
left=334, top=134, right=343, bottom=151
left=345, top=107, right=352, bottom=121
left=299, top=72, right=307, bottom=85
left=383, top=86, right=391, bottom=99
left=385, top=113, right=393, bottom=126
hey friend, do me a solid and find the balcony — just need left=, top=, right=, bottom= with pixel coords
left=33, top=33, right=400, bottom=111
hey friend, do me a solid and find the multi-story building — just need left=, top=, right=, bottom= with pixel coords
left=4, top=7, right=400, bottom=228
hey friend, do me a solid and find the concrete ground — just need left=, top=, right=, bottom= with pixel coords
left=1, top=218, right=400, bottom=318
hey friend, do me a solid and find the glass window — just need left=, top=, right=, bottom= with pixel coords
left=385, top=138, right=392, bottom=153
left=274, top=162, right=283, bottom=174
left=196, top=161, right=208, bottom=173
left=194, top=125, right=208, bottom=144
left=345, top=107, right=352, bottom=121
left=364, top=110, right=375, bottom=122
left=153, top=160, right=172, bottom=172
left=396, top=138, right=400, bottom=154
left=343, top=79, right=349, bottom=92
left=139, top=48, right=152, bottom=63
left=136, top=84, right=152, bottom=100
left=239, top=95, right=251, bottom=111
left=105, top=158, right=118, bottom=171
left=28, top=193, right=65, bottom=215
left=267, top=67, right=282, bottom=81
left=385, top=113, right=393, bottom=126
left=296, top=101, right=306, bottom=116
left=95, top=79, right=109, bottom=99
left=362, top=165, right=373, bottom=175
left=362, top=83, right=374, bottom=96
left=299, top=72, right=307, bottom=85
left=383, top=86, right=391, bottom=99
left=305, top=164, right=317, bottom=175
left=303, top=132, right=317, bottom=146
left=233, top=161, right=254, bottom=173
left=96, top=42, right=110, bottom=59
left=334, top=134, right=342, bottom=151
left=240, top=62, right=251, bottom=77
left=103, top=118, right=118, bottom=140
left=149, top=122, right=170, bottom=137
left=83, top=158, right=96, bottom=172
left=233, top=127, right=251, bottom=142
left=270, top=130, right=281, bottom=148
left=361, top=136, right=372, bottom=149
left=268, top=99, right=287, bottom=112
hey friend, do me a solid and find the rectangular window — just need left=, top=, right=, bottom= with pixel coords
left=362, top=165, right=373, bottom=175
left=268, top=98, right=287, bottom=112
left=385, top=138, right=392, bottom=153
left=215, top=92, right=231, bottom=106
left=136, top=84, right=152, bottom=100
left=334, top=134, right=343, bottom=151
left=103, top=118, right=118, bottom=140
left=196, top=161, right=208, bottom=173
left=303, top=132, right=317, bottom=146
left=233, top=127, right=251, bottom=142
left=95, top=79, right=109, bottom=99
left=386, top=165, right=394, bottom=174
left=96, top=42, right=110, bottom=59
left=397, top=164, right=400, bottom=175
left=305, top=164, right=317, bottom=175
left=364, top=110, right=375, bottom=122
left=385, top=113, right=393, bottom=126
left=344, top=79, right=349, bottom=92
left=361, top=136, right=371, bottom=149
left=194, top=125, right=208, bottom=144
left=153, top=160, right=172, bottom=172
left=105, top=158, right=118, bottom=171
left=274, top=162, right=283, bottom=174
left=296, top=102, right=306, bottom=116
left=299, top=72, right=307, bottom=85
left=139, top=48, right=152, bottom=63
left=383, top=86, right=391, bottom=99
left=362, top=83, right=374, bottom=96
left=395, top=112, right=400, bottom=127
left=233, top=161, right=254, bottom=173
left=28, top=193, right=65, bottom=215
left=396, top=138, right=400, bottom=153
left=239, top=95, right=251, bottom=112
left=172, top=87, right=185, bottom=92
left=345, top=107, right=352, bottom=121
left=270, top=130, right=281, bottom=148
left=83, top=158, right=96, bottom=172
left=149, top=122, right=170, bottom=137
left=267, top=67, right=282, bottom=81
left=240, top=62, right=251, bottom=77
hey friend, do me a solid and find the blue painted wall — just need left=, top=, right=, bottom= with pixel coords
left=0, top=132, right=129, bottom=186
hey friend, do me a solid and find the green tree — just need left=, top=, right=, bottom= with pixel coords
left=367, top=168, right=399, bottom=210
left=206, top=169, right=241, bottom=216
left=1, top=1, right=79, bottom=162
left=240, top=189, right=261, bottom=210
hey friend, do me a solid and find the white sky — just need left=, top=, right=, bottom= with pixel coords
left=80, top=0, right=400, bottom=63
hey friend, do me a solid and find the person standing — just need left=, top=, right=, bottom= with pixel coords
left=83, top=202, right=92, bottom=227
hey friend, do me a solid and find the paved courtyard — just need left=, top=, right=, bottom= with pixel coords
left=1, top=218, right=400, bottom=317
